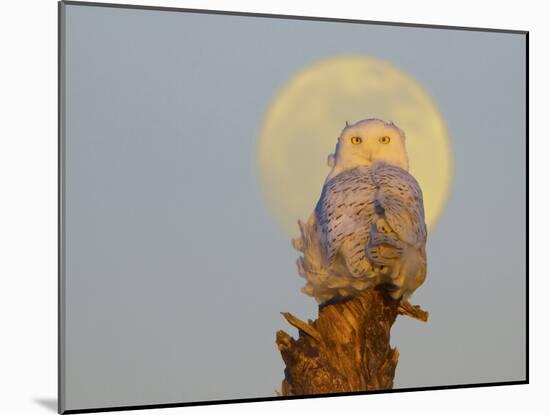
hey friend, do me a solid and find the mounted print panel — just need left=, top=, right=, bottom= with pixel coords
left=59, top=1, right=528, bottom=413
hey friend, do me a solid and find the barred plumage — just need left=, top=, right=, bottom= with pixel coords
left=292, top=119, right=427, bottom=303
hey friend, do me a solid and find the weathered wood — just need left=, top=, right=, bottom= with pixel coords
left=276, top=287, right=427, bottom=395
left=398, top=300, right=429, bottom=322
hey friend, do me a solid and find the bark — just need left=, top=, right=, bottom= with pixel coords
left=276, top=286, right=427, bottom=396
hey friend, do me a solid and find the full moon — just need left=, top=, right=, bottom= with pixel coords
left=257, top=56, right=452, bottom=237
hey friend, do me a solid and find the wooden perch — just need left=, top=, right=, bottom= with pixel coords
left=276, top=287, right=427, bottom=396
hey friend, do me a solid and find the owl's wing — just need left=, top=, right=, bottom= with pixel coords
left=315, top=167, right=376, bottom=265
left=371, top=162, right=427, bottom=247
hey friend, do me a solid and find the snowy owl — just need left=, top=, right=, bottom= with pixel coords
left=292, top=118, right=427, bottom=304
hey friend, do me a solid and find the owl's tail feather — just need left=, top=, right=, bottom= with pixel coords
left=367, top=222, right=405, bottom=266
left=389, top=247, right=424, bottom=300
left=291, top=219, right=307, bottom=253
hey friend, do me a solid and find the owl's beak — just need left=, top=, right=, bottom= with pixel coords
left=364, top=147, right=373, bottom=163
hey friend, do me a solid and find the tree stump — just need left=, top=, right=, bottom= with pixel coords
left=276, top=286, right=427, bottom=396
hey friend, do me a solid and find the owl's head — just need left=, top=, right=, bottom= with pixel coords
left=327, top=118, right=409, bottom=179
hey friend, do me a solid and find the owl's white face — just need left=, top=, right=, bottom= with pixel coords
left=327, top=119, right=409, bottom=180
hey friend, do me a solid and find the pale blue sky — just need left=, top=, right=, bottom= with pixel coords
left=62, top=3, right=526, bottom=411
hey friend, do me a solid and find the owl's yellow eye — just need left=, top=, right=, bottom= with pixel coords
left=350, top=136, right=362, bottom=145
left=379, top=136, right=391, bottom=144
